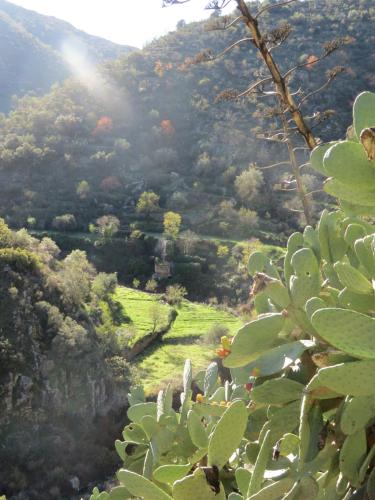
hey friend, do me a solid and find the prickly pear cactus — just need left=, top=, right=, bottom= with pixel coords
left=92, top=94, right=375, bottom=499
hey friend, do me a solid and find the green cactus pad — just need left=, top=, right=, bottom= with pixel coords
left=285, top=232, right=304, bottom=283
left=353, top=91, right=375, bottom=139
left=305, top=297, right=326, bottom=320
left=344, top=224, right=367, bottom=247
left=250, top=378, right=304, bottom=405
left=311, top=308, right=375, bottom=359
left=338, top=288, right=375, bottom=314
left=235, top=467, right=252, bottom=496
left=266, top=400, right=301, bottom=444
left=187, top=410, right=208, bottom=449
left=128, top=386, right=145, bottom=406
left=207, top=400, right=248, bottom=469
left=123, top=423, right=148, bottom=444
left=248, top=251, right=280, bottom=279
left=310, top=142, right=335, bottom=175
left=325, top=178, right=375, bottom=207
left=279, top=433, right=300, bottom=457
left=140, top=415, right=159, bottom=440
left=241, top=340, right=315, bottom=378
left=264, top=280, right=290, bottom=309
left=117, top=469, right=172, bottom=500
left=303, top=225, right=321, bottom=261
left=248, top=477, right=295, bottom=499
left=307, top=360, right=375, bottom=396
left=108, top=486, right=131, bottom=499
left=153, top=464, right=192, bottom=484
left=183, top=359, right=193, bottom=394
left=223, top=313, right=286, bottom=368
left=324, top=141, right=375, bottom=187
left=339, top=430, right=367, bottom=485
left=355, top=236, right=375, bottom=278
left=128, top=402, right=157, bottom=424
left=172, top=468, right=225, bottom=500
left=204, top=362, right=218, bottom=397
left=340, top=395, right=375, bottom=435
left=367, top=467, right=375, bottom=499
left=333, top=262, right=373, bottom=294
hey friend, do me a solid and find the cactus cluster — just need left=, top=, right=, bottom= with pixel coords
left=92, top=93, right=375, bottom=499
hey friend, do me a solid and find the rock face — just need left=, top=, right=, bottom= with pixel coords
left=0, top=244, right=128, bottom=498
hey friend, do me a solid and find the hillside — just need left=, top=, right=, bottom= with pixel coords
left=0, top=0, right=134, bottom=111
left=0, top=220, right=136, bottom=498
left=0, top=0, right=374, bottom=236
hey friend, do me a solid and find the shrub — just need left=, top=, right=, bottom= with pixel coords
left=52, top=214, right=77, bottom=231
left=0, top=248, right=40, bottom=273
left=92, top=273, right=118, bottom=301
left=202, top=323, right=230, bottom=345
left=145, top=278, right=157, bottom=293
left=165, top=283, right=187, bottom=306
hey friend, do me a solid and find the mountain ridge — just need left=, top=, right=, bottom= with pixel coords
left=0, top=0, right=135, bottom=111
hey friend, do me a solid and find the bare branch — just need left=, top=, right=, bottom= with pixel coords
left=208, top=15, right=246, bottom=31
left=214, top=38, right=254, bottom=59
left=299, top=66, right=345, bottom=106
left=237, top=76, right=273, bottom=98
left=305, top=189, right=324, bottom=197
left=258, top=161, right=291, bottom=170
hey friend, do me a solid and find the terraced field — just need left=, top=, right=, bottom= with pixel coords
left=114, top=286, right=243, bottom=394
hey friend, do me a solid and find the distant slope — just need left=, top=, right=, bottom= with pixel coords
left=114, top=286, right=242, bottom=394
left=0, top=0, right=135, bottom=111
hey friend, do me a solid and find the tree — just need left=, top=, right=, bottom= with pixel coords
left=165, top=284, right=187, bottom=306
left=179, top=230, right=199, bottom=255
left=136, top=191, right=160, bottom=215
left=0, top=218, right=13, bottom=248
left=52, top=214, right=77, bottom=231
left=90, top=215, right=120, bottom=244
left=164, top=0, right=348, bottom=224
left=234, top=166, right=264, bottom=203
left=149, top=303, right=167, bottom=332
left=59, top=250, right=95, bottom=307
left=92, top=272, right=118, bottom=301
left=76, top=180, right=90, bottom=199
left=163, top=211, right=182, bottom=240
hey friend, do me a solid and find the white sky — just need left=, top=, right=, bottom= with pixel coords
left=9, top=0, right=234, bottom=48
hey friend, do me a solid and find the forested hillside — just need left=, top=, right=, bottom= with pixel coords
left=0, top=0, right=373, bottom=240
left=0, top=0, right=134, bottom=111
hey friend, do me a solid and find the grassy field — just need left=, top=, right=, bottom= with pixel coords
left=165, top=301, right=242, bottom=340
left=114, top=286, right=243, bottom=394
left=114, top=287, right=170, bottom=344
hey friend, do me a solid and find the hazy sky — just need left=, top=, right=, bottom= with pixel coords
left=10, top=0, right=234, bottom=47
